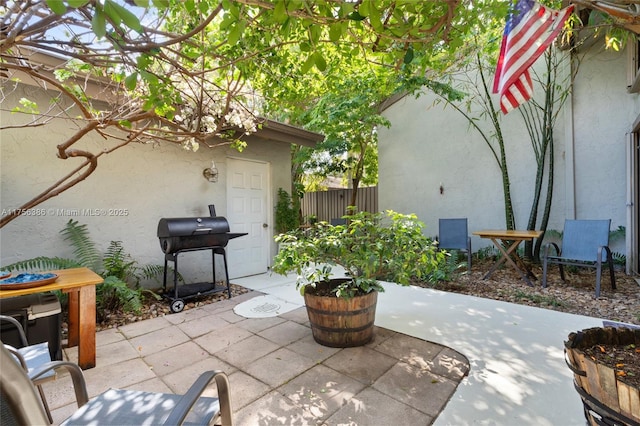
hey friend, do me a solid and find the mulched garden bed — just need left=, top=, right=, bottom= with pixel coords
left=413, top=259, right=640, bottom=326
left=67, top=260, right=639, bottom=337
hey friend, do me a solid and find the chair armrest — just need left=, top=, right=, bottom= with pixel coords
left=4, top=344, right=28, bottom=370
left=600, top=245, right=613, bottom=262
left=163, top=370, right=233, bottom=426
left=29, top=361, right=89, bottom=407
left=0, top=315, right=29, bottom=346
left=542, top=242, right=561, bottom=258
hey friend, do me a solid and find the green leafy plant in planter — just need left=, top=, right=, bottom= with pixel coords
left=4, top=219, right=163, bottom=321
left=272, top=210, right=447, bottom=347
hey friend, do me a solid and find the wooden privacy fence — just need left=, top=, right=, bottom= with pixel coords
left=300, top=186, right=378, bottom=223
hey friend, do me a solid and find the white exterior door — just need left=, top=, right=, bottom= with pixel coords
left=226, top=158, right=270, bottom=278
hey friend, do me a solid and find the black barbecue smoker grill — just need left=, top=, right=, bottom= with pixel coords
left=157, top=205, right=246, bottom=313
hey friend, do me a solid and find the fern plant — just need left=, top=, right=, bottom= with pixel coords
left=97, top=240, right=164, bottom=318
left=4, top=219, right=163, bottom=319
left=98, top=276, right=143, bottom=314
left=423, top=250, right=467, bottom=283
left=61, top=218, right=101, bottom=271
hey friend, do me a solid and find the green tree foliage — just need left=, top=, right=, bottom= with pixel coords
left=1, top=0, right=506, bottom=227
left=296, top=74, right=390, bottom=209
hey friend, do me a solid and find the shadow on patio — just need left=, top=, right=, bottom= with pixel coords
left=44, top=290, right=469, bottom=425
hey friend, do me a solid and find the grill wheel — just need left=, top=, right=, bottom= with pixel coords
left=170, top=299, right=185, bottom=313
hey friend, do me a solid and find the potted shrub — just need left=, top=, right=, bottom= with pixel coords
left=272, top=210, right=446, bottom=347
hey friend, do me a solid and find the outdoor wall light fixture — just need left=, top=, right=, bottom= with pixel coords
left=203, top=160, right=219, bottom=183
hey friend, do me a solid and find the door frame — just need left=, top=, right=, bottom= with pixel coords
left=627, top=117, right=640, bottom=275
left=626, top=132, right=635, bottom=275
left=626, top=40, right=640, bottom=275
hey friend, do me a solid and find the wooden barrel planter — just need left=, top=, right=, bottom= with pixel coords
left=565, top=326, right=640, bottom=426
left=303, top=280, right=377, bottom=348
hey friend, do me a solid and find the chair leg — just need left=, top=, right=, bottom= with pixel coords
left=559, top=264, right=566, bottom=282
left=595, top=263, right=602, bottom=299
left=605, top=247, right=616, bottom=290
left=36, top=384, right=53, bottom=424
left=542, top=257, right=549, bottom=288
left=609, top=262, right=616, bottom=290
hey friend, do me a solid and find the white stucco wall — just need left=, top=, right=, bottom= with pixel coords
left=0, top=83, right=293, bottom=285
left=378, top=45, right=639, bottom=256
left=571, top=46, right=639, bottom=222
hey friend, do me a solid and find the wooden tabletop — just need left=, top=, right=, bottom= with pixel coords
left=473, top=229, right=543, bottom=239
left=0, top=267, right=103, bottom=298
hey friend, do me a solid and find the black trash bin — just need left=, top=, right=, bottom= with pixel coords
left=0, top=292, right=63, bottom=360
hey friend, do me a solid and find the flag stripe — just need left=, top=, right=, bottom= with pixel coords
left=492, top=0, right=573, bottom=114
left=499, top=4, right=571, bottom=94
left=501, top=6, right=555, bottom=82
left=501, top=71, right=533, bottom=114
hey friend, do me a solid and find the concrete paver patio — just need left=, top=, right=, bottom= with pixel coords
left=234, top=272, right=605, bottom=425
left=45, top=291, right=469, bottom=425
left=43, top=271, right=609, bottom=425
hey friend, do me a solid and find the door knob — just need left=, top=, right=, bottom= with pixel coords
left=263, top=223, right=268, bottom=228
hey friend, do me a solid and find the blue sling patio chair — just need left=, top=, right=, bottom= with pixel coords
left=438, top=218, right=472, bottom=273
left=541, top=219, right=616, bottom=298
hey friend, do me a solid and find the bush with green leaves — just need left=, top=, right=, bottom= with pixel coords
left=275, top=188, right=299, bottom=234
left=272, top=210, right=448, bottom=298
left=4, top=219, right=163, bottom=319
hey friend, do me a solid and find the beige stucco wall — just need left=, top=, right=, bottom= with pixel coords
left=0, top=83, right=292, bottom=285
left=378, top=45, right=639, bottom=256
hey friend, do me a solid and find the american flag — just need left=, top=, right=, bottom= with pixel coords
left=492, top=0, right=574, bottom=114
